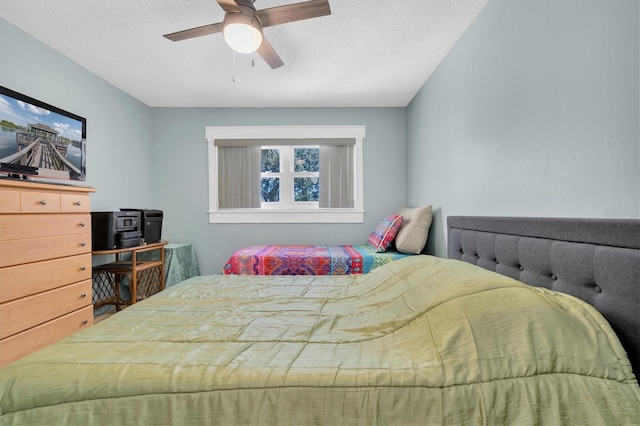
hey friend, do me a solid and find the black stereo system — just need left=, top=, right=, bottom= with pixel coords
left=91, top=209, right=163, bottom=250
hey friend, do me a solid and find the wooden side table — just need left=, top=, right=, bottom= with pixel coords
left=92, top=241, right=167, bottom=310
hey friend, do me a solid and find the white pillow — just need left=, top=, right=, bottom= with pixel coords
left=394, top=205, right=433, bottom=254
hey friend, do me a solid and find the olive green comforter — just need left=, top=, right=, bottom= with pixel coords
left=1, top=256, right=639, bottom=425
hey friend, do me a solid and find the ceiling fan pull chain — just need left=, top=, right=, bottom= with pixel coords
left=232, top=50, right=237, bottom=83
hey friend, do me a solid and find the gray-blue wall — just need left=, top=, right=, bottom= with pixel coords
left=407, top=0, right=640, bottom=257
left=149, top=108, right=406, bottom=274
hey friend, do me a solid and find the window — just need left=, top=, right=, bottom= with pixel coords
left=260, top=146, right=320, bottom=208
left=206, top=125, right=365, bottom=223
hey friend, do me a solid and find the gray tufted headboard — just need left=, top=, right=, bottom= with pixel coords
left=447, top=216, right=640, bottom=380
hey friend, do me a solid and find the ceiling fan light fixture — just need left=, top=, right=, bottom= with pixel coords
left=223, top=13, right=263, bottom=54
left=164, top=0, right=331, bottom=69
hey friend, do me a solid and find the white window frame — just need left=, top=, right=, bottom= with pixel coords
left=206, top=125, right=365, bottom=223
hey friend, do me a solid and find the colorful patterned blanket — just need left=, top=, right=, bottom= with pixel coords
left=223, top=244, right=410, bottom=275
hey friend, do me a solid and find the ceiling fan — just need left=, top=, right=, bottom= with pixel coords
left=163, top=0, right=331, bottom=69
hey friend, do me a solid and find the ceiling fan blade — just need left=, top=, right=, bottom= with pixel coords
left=256, top=0, right=331, bottom=28
left=164, top=22, right=223, bottom=42
left=216, top=0, right=240, bottom=13
left=257, top=36, right=284, bottom=69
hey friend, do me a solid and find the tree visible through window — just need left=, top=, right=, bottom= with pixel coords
left=261, top=146, right=320, bottom=206
left=261, top=148, right=280, bottom=202
left=293, top=147, right=319, bottom=202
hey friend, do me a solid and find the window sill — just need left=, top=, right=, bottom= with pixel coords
left=208, top=209, right=365, bottom=224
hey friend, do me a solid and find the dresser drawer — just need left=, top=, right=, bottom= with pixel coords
left=0, top=234, right=91, bottom=267
left=61, top=193, right=91, bottom=212
left=0, top=189, right=20, bottom=213
left=0, top=182, right=93, bottom=214
left=0, top=279, right=92, bottom=339
left=0, top=213, right=90, bottom=242
left=0, top=254, right=92, bottom=303
left=20, top=190, right=61, bottom=213
left=0, top=305, right=93, bottom=367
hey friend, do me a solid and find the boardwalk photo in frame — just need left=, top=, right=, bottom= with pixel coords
left=0, top=86, right=86, bottom=181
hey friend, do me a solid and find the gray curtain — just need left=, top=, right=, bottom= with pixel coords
left=218, top=146, right=261, bottom=208
left=319, top=145, right=354, bottom=208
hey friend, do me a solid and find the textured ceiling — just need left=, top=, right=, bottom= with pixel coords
left=0, top=0, right=487, bottom=107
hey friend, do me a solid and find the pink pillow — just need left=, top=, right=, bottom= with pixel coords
left=367, top=214, right=403, bottom=253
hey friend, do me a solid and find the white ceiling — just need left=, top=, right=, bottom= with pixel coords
left=0, top=0, right=487, bottom=108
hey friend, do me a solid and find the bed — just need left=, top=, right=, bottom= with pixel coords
left=222, top=206, right=433, bottom=276
left=0, top=216, right=638, bottom=425
left=222, top=244, right=410, bottom=275
left=447, top=215, right=640, bottom=378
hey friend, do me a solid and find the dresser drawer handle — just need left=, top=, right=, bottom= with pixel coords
left=82, top=320, right=88, bottom=325
left=39, top=200, right=48, bottom=205
left=73, top=201, right=82, bottom=206
left=80, top=242, right=87, bottom=247
left=80, top=222, right=86, bottom=227
left=81, top=293, right=87, bottom=298
left=80, top=266, right=87, bottom=271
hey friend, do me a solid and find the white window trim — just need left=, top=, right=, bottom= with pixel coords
left=206, top=125, right=365, bottom=224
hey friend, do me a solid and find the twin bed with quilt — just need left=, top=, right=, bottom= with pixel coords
left=223, top=205, right=433, bottom=275
left=222, top=244, right=410, bottom=275
left=0, top=216, right=639, bottom=425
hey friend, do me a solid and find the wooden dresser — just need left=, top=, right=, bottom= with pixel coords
left=0, top=180, right=96, bottom=367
